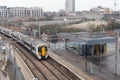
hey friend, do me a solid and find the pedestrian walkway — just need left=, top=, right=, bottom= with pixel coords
left=6, top=43, right=25, bottom=80
left=0, top=46, right=9, bottom=80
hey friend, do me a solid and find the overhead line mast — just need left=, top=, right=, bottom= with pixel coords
left=114, top=0, right=117, bottom=11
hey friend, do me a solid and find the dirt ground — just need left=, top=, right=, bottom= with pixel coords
left=62, top=20, right=108, bottom=30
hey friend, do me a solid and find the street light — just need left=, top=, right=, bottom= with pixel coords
left=37, top=16, right=41, bottom=37
left=115, top=31, right=119, bottom=75
left=38, top=21, right=41, bottom=36
left=114, top=0, right=118, bottom=75
left=99, top=10, right=104, bottom=32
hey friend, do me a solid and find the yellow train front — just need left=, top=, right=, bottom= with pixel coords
left=37, top=45, right=48, bottom=59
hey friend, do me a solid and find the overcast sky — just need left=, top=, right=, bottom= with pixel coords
left=0, top=0, right=120, bottom=11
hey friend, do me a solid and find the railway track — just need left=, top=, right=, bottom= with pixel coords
left=2, top=35, right=83, bottom=80
left=13, top=42, right=72, bottom=80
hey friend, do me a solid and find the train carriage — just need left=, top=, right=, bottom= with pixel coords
left=0, top=26, right=48, bottom=60
left=21, top=37, right=48, bottom=59
left=0, top=26, right=13, bottom=37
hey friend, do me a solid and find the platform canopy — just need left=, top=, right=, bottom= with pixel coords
left=58, top=32, right=115, bottom=45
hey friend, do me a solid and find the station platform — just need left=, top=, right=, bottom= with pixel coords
left=49, top=49, right=93, bottom=80
left=49, top=49, right=120, bottom=80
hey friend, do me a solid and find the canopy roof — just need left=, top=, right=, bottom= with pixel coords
left=58, top=32, right=115, bottom=45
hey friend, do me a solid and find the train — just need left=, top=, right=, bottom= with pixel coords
left=0, top=26, right=48, bottom=59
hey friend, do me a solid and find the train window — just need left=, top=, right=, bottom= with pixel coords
left=24, top=42, right=30, bottom=47
left=38, top=47, right=42, bottom=52
left=38, top=46, right=47, bottom=52
left=32, top=46, right=35, bottom=51
left=45, top=46, right=47, bottom=51
left=21, top=39, right=25, bottom=43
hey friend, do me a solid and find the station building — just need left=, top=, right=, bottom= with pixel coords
left=58, top=32, right=115, bottom=56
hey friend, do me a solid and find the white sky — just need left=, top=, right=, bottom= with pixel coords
left=0, top=0, right=120, bottom=11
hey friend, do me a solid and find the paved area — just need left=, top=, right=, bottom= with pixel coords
left=6, top=60, right=25, bottom=80
left=5, top=43, right=25, bottom=80
left=52, top=49, right=120, bottom=80
left=49, top=51, right=93, bottom=80
left=0, top=49, right=9, bottom=80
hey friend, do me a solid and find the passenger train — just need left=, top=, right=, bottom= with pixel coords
left=0, top=26, right=48, bottom=59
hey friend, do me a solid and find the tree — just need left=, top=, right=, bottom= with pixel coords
left=27, top=24, right=38, bottom=31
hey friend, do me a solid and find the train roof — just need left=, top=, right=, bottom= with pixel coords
left=0, top=26, right=13, bottom=32
left=12, top=31, right=25, bottom=37
left=11, top=31, right=47, bottom=46
left=0, top=26, right=47, bottom=47
left=22, top=36, right=47, bottom=46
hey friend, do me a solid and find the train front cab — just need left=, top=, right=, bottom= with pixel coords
left=38, top=46, right=48, bottom=59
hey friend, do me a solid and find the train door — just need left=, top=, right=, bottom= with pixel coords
left=38, top=47, right=42, bottom=56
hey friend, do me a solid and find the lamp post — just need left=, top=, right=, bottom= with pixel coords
left=115, top=32, right=119, bottom=75
left=37, top=17, right=41, bottom=36
left=38, top=22, right=41, bottom=36
left=36, top=14, right=41, bottom=37
left=100, top=10, right=104, bottom=32
left=114, top=0, right=118, bottom=75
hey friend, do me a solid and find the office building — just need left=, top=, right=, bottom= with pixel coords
left=65, top=0, right=75, bottom=14
left=30, top=7, right=43, bottom=18
left=0, top=6, right=43, bottom=20
left=0, top=6, right=8, bottom=18
left=8, top=7, right=27, bottom=18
